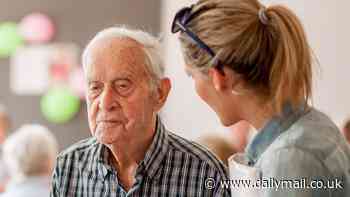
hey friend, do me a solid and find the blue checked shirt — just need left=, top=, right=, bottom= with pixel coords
left=50, top=118, right=230, bottom=197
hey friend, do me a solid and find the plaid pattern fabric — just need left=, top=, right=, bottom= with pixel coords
left=50, top=118, right=231, bottom=197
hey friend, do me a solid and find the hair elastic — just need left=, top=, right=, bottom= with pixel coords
left=258, top=8, right=269, bottom=25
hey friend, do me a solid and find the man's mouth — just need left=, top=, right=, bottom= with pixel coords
left=96, top=120, right=122, bottom=129
left=97, top=119, right=122, bottom=124
left=97, top=120, right=120, bottom=123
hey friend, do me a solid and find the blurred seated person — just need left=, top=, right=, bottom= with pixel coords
left=1, top=124, right=58, bottom=197
left=343, top=119, right=350, bottom=143
left=197, top=135, right=236, bottom=166
left=198, top=121, right=255, bottom=165
left=0, top=104, right=10, bottom=192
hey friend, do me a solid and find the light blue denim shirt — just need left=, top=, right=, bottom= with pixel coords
left=245, top=105, right=350, bottom=197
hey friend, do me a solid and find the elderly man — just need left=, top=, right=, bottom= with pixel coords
left=50, top=27, right=230, bottom=196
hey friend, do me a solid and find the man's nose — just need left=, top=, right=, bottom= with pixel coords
left=99, top=86, right=120, bottom=111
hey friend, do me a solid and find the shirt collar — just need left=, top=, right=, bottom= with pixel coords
left=245, top=104, right=308, bottom=166
left=138, top=116, right=169, bottom=180
left=91, top=116, right=169, bottom=181
left=84, top=140, right=110, bottom=181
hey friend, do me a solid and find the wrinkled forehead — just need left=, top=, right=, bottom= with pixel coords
left=85, top=37, right=149, bottom=79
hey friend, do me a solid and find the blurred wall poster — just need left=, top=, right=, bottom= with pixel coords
left=10, top=43, right=80, bottom=95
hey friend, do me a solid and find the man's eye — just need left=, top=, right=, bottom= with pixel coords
left=118, top=83, right=129, bottom=89
left=89, top=86, right=97, bottom=90
left=114, top=80, right=133, bottom=96
left=89, top=85, right=100, bottom=91
left=117, top=83, right=130, bottom=92
left=88, top=83, right=102, bottom=96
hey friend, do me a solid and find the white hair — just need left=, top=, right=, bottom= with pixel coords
left=2, top=124, right=58, bottom=182
left=82, top=26, right=165, bottom=85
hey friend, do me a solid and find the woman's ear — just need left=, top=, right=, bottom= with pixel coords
left=208, top=68, right=227, bottom=91
left=209, top=66, right=243, bottom=92
left=208, top=67, right=241, bottom=93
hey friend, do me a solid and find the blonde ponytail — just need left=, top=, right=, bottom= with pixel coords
left=266, top=5, right=312, bottom=112
left=179, top=0, right=313, bottom=113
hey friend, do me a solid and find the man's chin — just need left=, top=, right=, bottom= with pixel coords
left=94, top=129, right=122, bottom=145
left=96, top=136, right=119, bottom=145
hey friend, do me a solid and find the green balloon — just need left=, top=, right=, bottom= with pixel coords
left=41, top=88, right=81, bottom=124
left=0, top=22, right=24, bottom=58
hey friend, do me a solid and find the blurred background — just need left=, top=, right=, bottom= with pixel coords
left=0, top=0, right=349, bottom=153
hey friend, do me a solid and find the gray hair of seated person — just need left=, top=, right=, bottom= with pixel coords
left=2, top=124, right=58, bottom=182
left=82, top=26, right=165, bottom=89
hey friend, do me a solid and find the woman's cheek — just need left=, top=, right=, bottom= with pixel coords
left=194, top=78, right=209, bottom=102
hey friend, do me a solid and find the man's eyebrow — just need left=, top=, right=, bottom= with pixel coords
left=86, top=77, right=95, bottom=83
left=113, top=71, right=134, bottom=79
left=111, top=77, right=132, bottom=83
left=87, top=77, right=131, bottom=84
left=87, top=80, right=101, bottom=85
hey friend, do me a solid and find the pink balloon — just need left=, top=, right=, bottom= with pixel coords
left=19, top=13, right=55, bottom=43
left=69, top=67, right=86, bottom=100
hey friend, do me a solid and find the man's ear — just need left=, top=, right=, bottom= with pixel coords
left=153, top=78, right=171, bottom=111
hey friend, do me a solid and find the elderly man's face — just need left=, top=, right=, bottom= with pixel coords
left=85, top=38, right=160, bottom=145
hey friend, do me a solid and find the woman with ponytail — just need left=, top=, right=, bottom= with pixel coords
left=171, top=0, right=350, bottom=196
